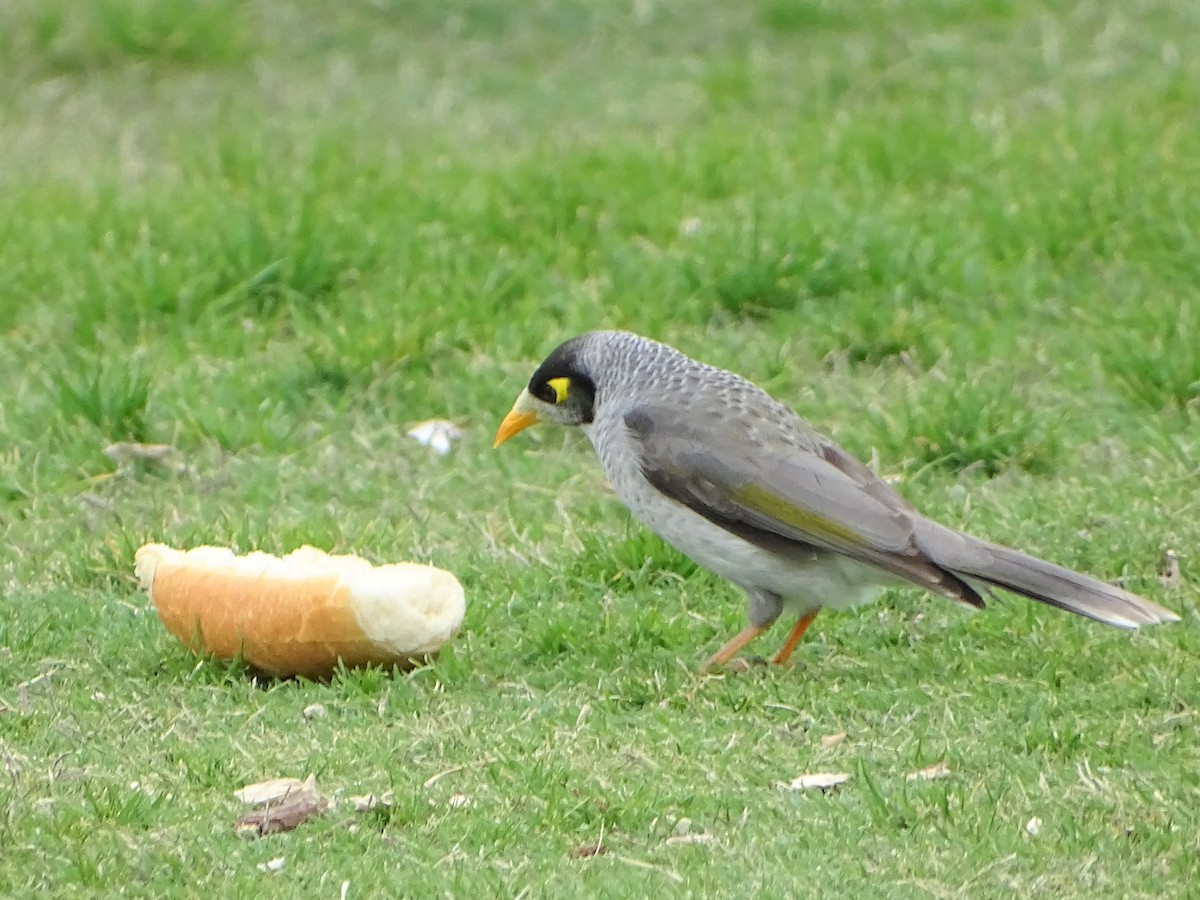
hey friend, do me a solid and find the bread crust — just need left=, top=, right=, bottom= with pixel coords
left=136, top=544, right=465, bottom=679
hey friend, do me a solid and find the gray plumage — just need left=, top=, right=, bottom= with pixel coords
left=498, top=330, right=1179, bottom=663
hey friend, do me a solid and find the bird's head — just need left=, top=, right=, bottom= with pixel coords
left=493, top=336, right=597, bottom=446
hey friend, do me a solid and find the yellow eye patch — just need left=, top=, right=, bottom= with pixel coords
left=547, top=377, right=571, bottom=403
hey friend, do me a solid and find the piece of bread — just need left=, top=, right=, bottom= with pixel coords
left=135, top=543, right=466, bottom=679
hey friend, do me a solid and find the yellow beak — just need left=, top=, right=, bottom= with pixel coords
left=493, top=408, right=540, bottom=447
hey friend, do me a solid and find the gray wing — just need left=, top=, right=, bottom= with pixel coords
left=623, top=402, right=985, bottom=608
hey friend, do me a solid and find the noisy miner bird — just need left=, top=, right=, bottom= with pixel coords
left=494, top=331, right=1180, bottom=671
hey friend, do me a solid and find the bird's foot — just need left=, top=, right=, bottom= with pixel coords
left=770, top=610, right=820, bottom=667
left=700, top=625, right=767, bottom=673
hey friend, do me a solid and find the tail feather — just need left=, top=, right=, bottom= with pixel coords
left=914, top=520, right=1181, bottom=628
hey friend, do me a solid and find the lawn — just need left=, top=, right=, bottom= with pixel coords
left=1, top=0, right=1198, bottom=896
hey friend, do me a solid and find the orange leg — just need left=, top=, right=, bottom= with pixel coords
left=700, top=625, right=766, bottom=672
left=770, top=610, right=820, bottom=666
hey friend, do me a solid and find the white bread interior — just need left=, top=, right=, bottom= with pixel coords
left=135, top=543, right=465, bottom=679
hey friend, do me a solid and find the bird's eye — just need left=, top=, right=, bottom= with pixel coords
left=546, top=377, right=571, bottom=404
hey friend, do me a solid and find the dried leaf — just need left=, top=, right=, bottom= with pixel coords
left=1158, top=550, right=1181, bottom=589
left=234, top=775, right=326, bottom=837
left=1025, top=816, right=1043, bottom=836
left=235, top=776, right=311, bottom=807
left=256, top=857, right=286, bottom=873
left=906, top=762, right=952, bottom=782
left=407, top=420, right=462, bottom=455
left=236, top=792, right=328, bottom=836
left=573, top=843, right=607, bottom=858
left=820, top=732, right=847, bottom=748
left=777, top=772, right=851, bottom=792
left=447, top=793, right=471, bottom=809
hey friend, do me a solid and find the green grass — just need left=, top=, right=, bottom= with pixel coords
left=1, top=0, right=1198, bottom=895
left=1, top=0, right=251, bottom=75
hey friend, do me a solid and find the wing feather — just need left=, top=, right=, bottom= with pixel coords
left=622, top=403, right=984, bottom=608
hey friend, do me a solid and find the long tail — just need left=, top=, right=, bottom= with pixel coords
left=914, top=520, right=1181, bottom=628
